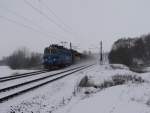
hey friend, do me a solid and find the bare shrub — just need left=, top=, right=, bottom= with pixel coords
left=112, top=75, right=144, bottom=84
left=79, top=76, right=89, bottom=87
left=146, top=99, right=150, bottom=106
left=79, top=74, right=144, bottom=90
left=4, top=47, right=42, bottom=69
left=110, top=64, right=128, bottom=70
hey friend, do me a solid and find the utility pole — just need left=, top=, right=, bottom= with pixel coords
left=100, top=41, right=103, bottom=64
left=70, top=42, right=74, bottom=63
left=70, top=42, right=72, bottom=50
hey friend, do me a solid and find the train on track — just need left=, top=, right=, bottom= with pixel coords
left=43, top=44, right=82, bottom=69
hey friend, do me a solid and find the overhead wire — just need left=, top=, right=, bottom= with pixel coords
left=38, top=0, right=73, bottom=33
left=24, top=0, right=72, bottom=35
left=0, top=6, right=68, bottom=40
left=39, top=0, right=83, bottom=39
left=0, top=15, right=60, bottom=39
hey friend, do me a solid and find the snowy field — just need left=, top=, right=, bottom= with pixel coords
left=0, top=66, right=37, bottom=78
left=1, top=63, right=150, bottom=113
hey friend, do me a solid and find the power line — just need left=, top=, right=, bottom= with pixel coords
left=24, top=0, right=72, bottom=35
left=39, top=0, right=81, bottom=39
left=0, top=6, right=68, bottom=40
left=0, top=15, right=60, bottom=39
left=38, top=0, right=73, bottom=33
left=40, top=1, right=81, bottom=39
left=25, top=0, right=82, bottom=40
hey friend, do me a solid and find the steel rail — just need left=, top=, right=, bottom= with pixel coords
left=0, top=64, right=94, bottom=103
left=0, top=65, right=87, bottom=92
left=0, top=70, right=49, bottom=82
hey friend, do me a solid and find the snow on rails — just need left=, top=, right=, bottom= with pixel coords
left=0, top=64, right=95, bottom=103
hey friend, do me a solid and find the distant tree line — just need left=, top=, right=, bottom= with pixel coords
left=1, top=47, right=42, bottom=69
left=108, top=34, right=150, bottom=67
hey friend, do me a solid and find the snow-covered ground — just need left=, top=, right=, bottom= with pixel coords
left=0, top=66, right=37, bottom=78
left=1, top=63, right=150, bottom=113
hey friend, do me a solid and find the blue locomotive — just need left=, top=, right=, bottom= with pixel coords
left=43, top=44, right=73, bottom=69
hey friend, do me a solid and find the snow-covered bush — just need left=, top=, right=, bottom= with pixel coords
left=78, top=76, right=89, bottom=87
left=101, top=74, right=144, bottom=89
left=112, top=74, right=144, bottom=84
left=79, top=74, right=144, bottom=89
left=110, top=64, right=129, bottom=70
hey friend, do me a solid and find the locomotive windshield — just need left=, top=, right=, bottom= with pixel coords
left=44, top=47, right=58, bottom=54
left=50, top=48, right=57, bottom=54
left=44, top=48, right=49, bottom=54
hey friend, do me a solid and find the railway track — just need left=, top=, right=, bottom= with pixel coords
left=0, top=69, right=49, bottom=82
left=0, top=64, right=94, bottom=103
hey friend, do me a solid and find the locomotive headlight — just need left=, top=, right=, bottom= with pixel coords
left=53, top=58, right=56, bottom=61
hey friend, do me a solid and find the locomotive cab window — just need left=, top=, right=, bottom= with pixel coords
left=44, top=48, right=50, bottom=54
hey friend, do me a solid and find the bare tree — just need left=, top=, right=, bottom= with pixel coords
left=5, top=47, right=42, bottom=69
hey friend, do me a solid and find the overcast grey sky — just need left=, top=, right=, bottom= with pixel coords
left=0, top=0, right=150, bottom=59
